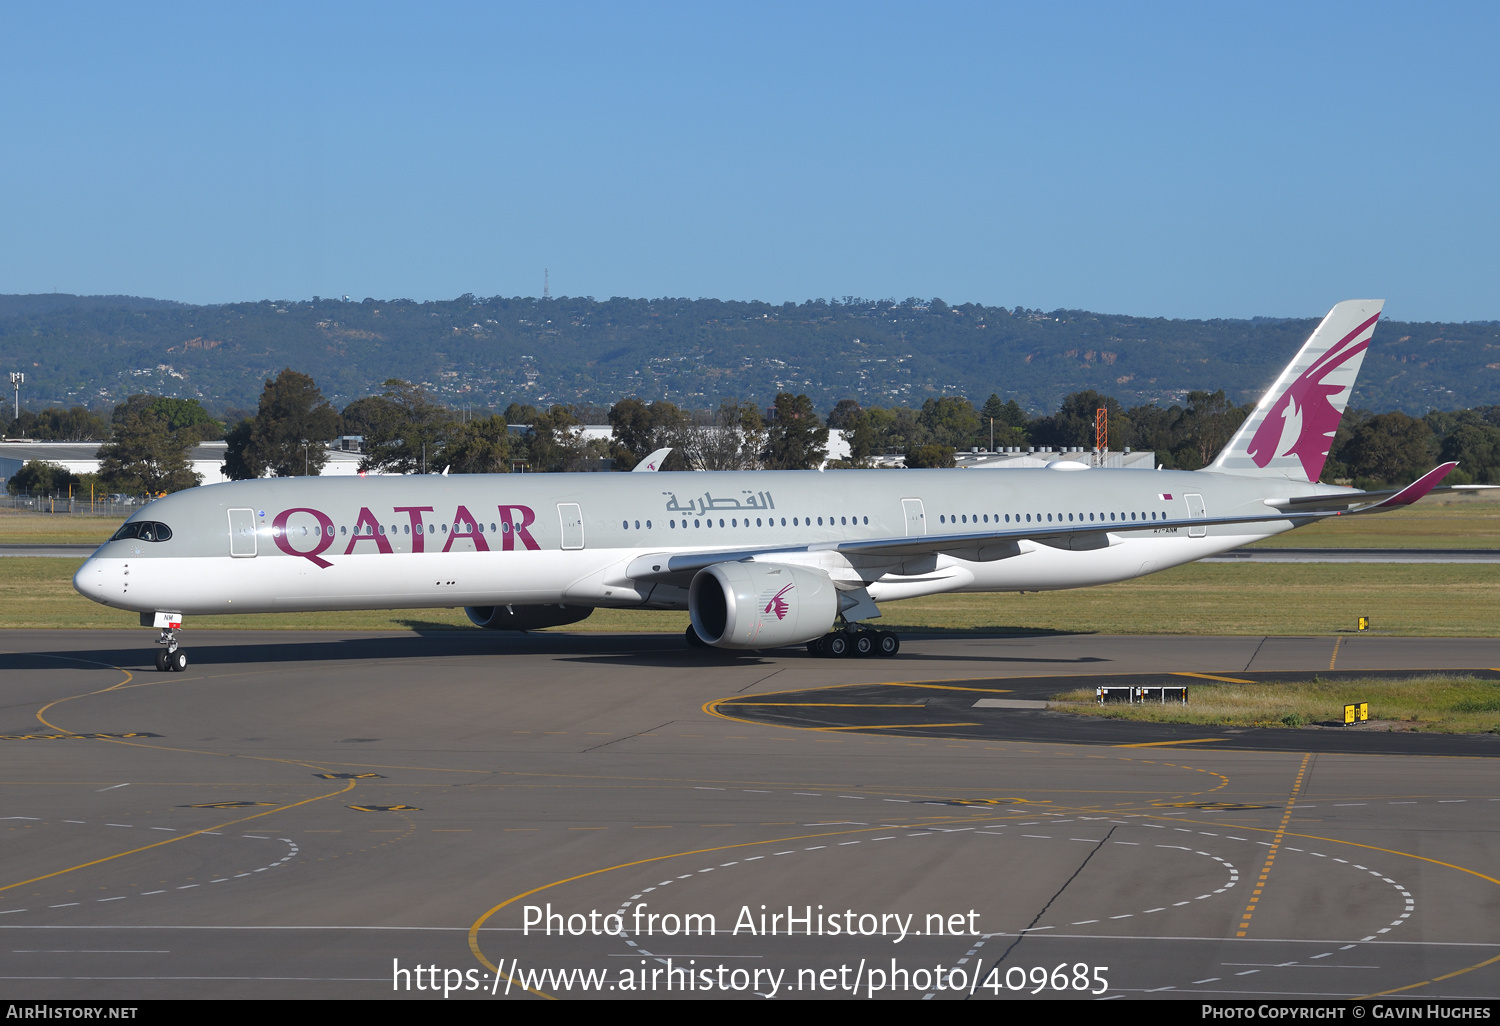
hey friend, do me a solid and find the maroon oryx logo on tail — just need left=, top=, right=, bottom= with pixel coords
left=1246, top=313, right=1379, bottom=482
left=764, top=583, right=794, bottom=621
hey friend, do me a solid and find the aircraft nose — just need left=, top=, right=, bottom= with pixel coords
left=73, top=556, right=111, bottom=606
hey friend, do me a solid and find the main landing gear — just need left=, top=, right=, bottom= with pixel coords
left=806, top=628, right=899, bottom=659
left=153, top=628, right=188, bottom=672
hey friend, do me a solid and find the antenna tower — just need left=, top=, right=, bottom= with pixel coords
left=543, top=269, right=550, bottom=300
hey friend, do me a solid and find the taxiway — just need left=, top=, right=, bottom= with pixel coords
left=2, top=629, right=1498, bottom=1001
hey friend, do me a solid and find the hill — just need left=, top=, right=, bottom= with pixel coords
left=2, top=293, right=1495, bottom=416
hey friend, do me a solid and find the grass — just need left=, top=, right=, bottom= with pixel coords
left=1050, top=675, right=1500, bottom=734
left=6, top=557, right=1499, bottom=636
left=878, top=562, right=1500, bottom=637
left=0, top=510, right=123, bottom=544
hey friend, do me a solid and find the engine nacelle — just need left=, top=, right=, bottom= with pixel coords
left=465, top=604, right=594, bottom=631
left=689, top=561, right=838, bottom=650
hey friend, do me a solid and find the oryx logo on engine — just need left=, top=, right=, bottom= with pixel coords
left=763, top=583, right=794, bottom=621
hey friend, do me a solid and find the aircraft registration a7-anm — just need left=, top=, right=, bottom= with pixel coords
left=76, top=300, right=1473, bottom=670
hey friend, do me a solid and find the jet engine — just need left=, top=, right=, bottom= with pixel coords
left=465, top=604, right=594, bottom=631
left=688, top=561, right=838, bottom=650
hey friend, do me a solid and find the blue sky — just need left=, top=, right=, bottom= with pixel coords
left=2, top=2, right=1496, bottom=320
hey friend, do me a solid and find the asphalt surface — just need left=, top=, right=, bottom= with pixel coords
left=3, top=629, right=1499, bottom=1002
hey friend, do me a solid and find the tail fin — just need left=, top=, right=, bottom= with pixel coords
left=1207, top=299, right=1383, bottom=482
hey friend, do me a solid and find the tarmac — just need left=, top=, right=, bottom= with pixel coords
left=3, top=628, right=1499, bottom=1001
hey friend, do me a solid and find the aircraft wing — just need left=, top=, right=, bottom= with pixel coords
left=626, top=463, right=1466, bottom=583
left=625, top=507, right=1332, bottom=582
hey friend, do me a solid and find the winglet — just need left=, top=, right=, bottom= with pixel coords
left=1348, top=462, right=1457, bottom=513
left=632, top=447, right=673, bottom=472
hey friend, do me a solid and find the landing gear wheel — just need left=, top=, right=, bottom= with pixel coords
left=166, top=650, right=188, bottom=672
left=806, top=636, right=827, bottom=657
left=851, top=631, right=875, bottom=657
left=154, top=649, right=169, bottom=672
left=876, top=631, right=900, bottom=657
left=684, top=624, right=707, bottom=648
left=825, top=632, right=850, bottom=658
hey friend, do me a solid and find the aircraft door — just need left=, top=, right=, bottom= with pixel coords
left=228, top=508, right=257, bottom=557
left=1184, top=493, right=1207, bottom=537
left=558, top=503, right=585, bottom=550
left=901, top=498, right=926, bottom=536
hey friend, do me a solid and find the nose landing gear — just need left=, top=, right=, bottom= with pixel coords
left=153, top=627, right=187, bottom=672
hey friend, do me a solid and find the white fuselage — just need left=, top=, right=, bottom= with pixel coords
left=73, top=466, right=1320, bottom=620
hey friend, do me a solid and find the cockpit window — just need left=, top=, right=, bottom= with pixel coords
left=111, top=521, right=173, bottom=543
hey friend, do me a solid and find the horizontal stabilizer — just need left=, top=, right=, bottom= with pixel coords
left=1265, top=466, right=1491, bottom=513
left=1342, top=462, right=1457, bottom=514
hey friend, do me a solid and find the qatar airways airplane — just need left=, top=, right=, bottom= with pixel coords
left=75, top=300, right=1467, bottom=671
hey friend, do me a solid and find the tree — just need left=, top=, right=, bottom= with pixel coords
left=96, top=398, right=201, bottom=494
left=526, top=405, right=598, bottom=472
left=1341, top=412, right=1434, bottom=485
left=221, top=418, right=264, bottom=480
left=978, top=394, right=1029, bottom=448
left=342, top=394, right=409, bottom=441
left=826, top=399, right=863, bottom=431
left=680, top=400, right=765, bottom=471
left=225, top=369, right=340, bottom=478
left=501, top=403, right=541, bottom=425
left=915, top=396, right=981, bottom=449
left=980, top=394, right=1028, bottom=429
left=1177, top=390, right=1247, bottom=468
left=1029, top=390, right=1128, bottom=451
left=608, top=398, right=690, bottom=470
left=1439, top=423, right=1500, bottom=484
left=5, top=406, right=111, bottom=441
left=762, top=393, right=828, bottom=470
left=860, top=406, right=920, bottom=455
left=356, top=380, right=456, bottom=474
left=6, top=460, right=79, bottom=495
left=143, top=397, right=222, bottom=439
left=437, top=415, right=512, bottom=474
left=904, top=443, right=956, bottom=468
